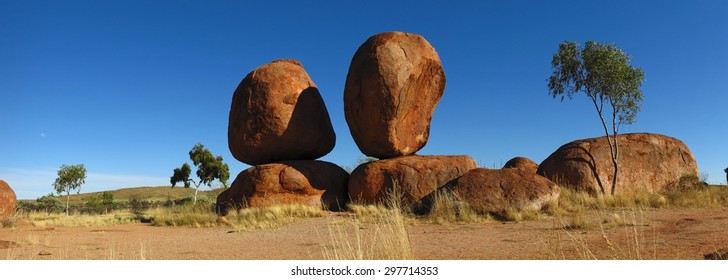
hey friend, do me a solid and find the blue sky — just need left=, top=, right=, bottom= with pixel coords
left=1, top=1, right=726, bottom=199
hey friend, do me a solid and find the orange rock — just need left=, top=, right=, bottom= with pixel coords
left=228, top=59, right=336, bottom=165
left=344, top=32, right=446, bottom=159
left=348, top=155, right=477, bottom=205
left=537, top=133, right=699, bottom=194
left=0, top=179, right=16, bottom=219
left=503, top=157, right=539, bottom=174
left=440, top=168, right=560, bottom=216
left=216, top=160, right=349, bottom=214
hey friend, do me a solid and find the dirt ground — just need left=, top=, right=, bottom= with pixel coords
left=1, top=208, right=727, bottom=260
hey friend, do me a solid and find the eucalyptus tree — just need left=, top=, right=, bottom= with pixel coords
left=170, top=143, right=230, bottom=205
left=53, top=164, right=87, bottom=216
left=548, top=41, right=644, bottom=195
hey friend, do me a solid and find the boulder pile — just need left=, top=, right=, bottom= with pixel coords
left=343, top=32, right=478, bottom=205
left=218, top=60, right=348, bottom=214
left=216, top=32, right=702, bottom=219
left=0, top=179, right=16, bottom=219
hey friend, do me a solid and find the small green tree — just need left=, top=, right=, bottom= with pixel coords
left=170, top=143, right=230, bottom=205
left=724, top=167, right=727, bottom=185
left=53, top=164, right=87, bottom=216
left=548, top=41, right=644, bottom=195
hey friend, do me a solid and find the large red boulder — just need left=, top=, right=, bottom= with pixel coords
left=216, top=160, right=349, bottom=214
left=348, top=155, right=477, bottom=205
left=344, top=31, right=446, bottom=159
left=503, top=157, right=539, bottom=174
left=0, top=179, right=16, bottom=219
left=423, top=168, right=560, bottom=216
left=228, top=59, right=336, bottom=165
left=537, top=133, right=699, bottom=194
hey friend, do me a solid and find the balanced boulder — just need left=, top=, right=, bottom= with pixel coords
left=228, top=59, right=336, bottom=166
left=422, top=168, right=560, bottom=216
left=348, top=155, right=477, bottom=205
left=216, top=160, right=349, bottom=214
left=344, top=31, right=446, bottom=159
left=537, top=133, right=699, bottom=194
left=503, top=157, right=539, bottom=173
left=0, top=179, right=16, bottom=219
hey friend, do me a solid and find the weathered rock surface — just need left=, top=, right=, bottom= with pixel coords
left=421, top=168, right=560, bottom=216
left=537, top=133, right=699, bottom=194
left=348, top=155, right=477, bottom=205
left=0, top=179, right=16, bottom=219
left=344, top=31, right=446, bottom=159
left=503, top=157, right=539, bottom=173
left=228, top=59, right=336, bottom=165
left=216, top=161, right=348, bottom=214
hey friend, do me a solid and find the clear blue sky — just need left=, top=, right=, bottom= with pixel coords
left=2, top=1, right=727, bottom=199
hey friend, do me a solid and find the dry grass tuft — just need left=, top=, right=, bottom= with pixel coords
left=22, top=211, right=139, bottom=227
left=323, top=181, right=414, bottom=260
left=150, top=202, right=323, bottom=231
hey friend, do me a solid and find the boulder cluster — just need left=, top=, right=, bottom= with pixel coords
left=215, top=31, right=700, bottom=217
left=0, top=179, right=16, bottom=219
left=217, top=60, right=349, bottom=214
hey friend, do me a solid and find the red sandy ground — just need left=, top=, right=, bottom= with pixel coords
left=1, top=208, right=726, bottom=260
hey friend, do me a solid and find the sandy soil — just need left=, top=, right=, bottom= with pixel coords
left=1, top=208, right=727, bottom=260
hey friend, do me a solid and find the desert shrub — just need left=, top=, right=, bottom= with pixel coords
left=128, top=196, right=152, bottom=216
left=81, top=192, right=117, bottom=214
left=18, top=194, right=65, bottom=213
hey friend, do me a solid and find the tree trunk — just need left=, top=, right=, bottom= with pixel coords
left=193, top=188, right=199, bottom=205
left=610, top=134, right=619, bottom=195
left=65, top=191, right=70, bottom=216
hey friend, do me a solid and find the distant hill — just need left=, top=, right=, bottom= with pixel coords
left=20, top=186, right=226, bottom=204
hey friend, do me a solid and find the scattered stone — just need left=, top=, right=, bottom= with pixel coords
left=228, top=59, right=336, bottom=165
left=348, top=155, right=477, bottom=205
left=503, top=157, right=539, bottom=173
left=537, top=133, right=699, bottom=194
left=0, top=179, right=16, bottom=219
left=344, top=31, right=446, bottom=159
left=426, top=168, right=560, bottom=217
left=216, top=160, right=349, bottom=214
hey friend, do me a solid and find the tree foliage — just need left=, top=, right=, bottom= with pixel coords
left=548, top=41, right=644, bottom=195
left=170, top=143, right=230, bottom=204
left=53, top=164, right=87, bottom=216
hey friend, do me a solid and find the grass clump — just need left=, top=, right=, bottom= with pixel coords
left=324, top=181, right=414, bottom=260
left=223, top=204, right=324, bottom=232
left=150, top=202, right=323, bottom=231
left=22, top=211, right=139, bottom=227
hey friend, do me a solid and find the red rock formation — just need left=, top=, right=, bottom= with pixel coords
left=216, top=160, right=349, bottom=214
left=228, top=59, right=336, bottom=166
left=537, top=133, right=699, bottom=194
left=344, top=32, right=446, bottom=159
left=503, top=157, right=539, bottom=174
left=348, top=155, right=477, bottom=205
left=430, top=168, right=560, bottom=216
left=0, top=179, right=16, bottom=219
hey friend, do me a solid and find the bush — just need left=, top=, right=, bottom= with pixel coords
left=82, top=192, right=117, bottom=214
left=17, top=194, right=65, bottom=213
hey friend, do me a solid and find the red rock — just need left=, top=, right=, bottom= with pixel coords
left=433, top=168, right=560, bottom=216
left=228, top=59, right=336, bottom=165
left=348, top=155, right=477, bottom=205
left=537, top=133, right=699, bottom=194
left=503, top=157, right=539, bottom=173
left=0, top=179, right=16, bottom=219
left=216, top=160, right=349, bottom=214
left=344, top=32, right=446, bottom=159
